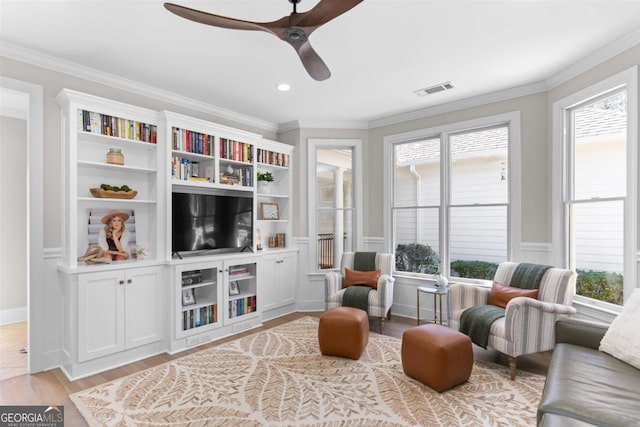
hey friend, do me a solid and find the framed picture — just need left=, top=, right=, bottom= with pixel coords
left=229, top=281, right=240, bottom=296
left=320, top=185, right=335, bottom=202
left=260, top=202, right=280, bottom=220
left=85, top=208, right=136, bottom=262
left=182, top=288, right=196, bottom=306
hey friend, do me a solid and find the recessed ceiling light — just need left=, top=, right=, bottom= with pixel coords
left=276, top=83, right=291, bottom=92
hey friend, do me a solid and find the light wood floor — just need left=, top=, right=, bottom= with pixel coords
left=0, top=313, right=551, bottom=426
left=0, top=321, right=28, bottom=381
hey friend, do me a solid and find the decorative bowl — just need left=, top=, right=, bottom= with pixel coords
left=90, top=188, right=137, bottom=199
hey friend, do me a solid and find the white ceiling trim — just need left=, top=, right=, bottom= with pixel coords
left=279, top=119, right=369, bottom=133
left=368, top=81, right=548, bottom=129
left=545, top=27, right=640, bottom=90
left=0, top=41, right=279, bottom=133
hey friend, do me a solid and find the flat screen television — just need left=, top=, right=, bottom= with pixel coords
left=172, top=191, right=253, bottom=256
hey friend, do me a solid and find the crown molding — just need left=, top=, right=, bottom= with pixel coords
left=368, top=81, right=548, bottom=129
left=278, top=119, right=369, bottom=133
left=545, top=27, right=640, bottom=90
left=0, top=42, right=279, bottom=133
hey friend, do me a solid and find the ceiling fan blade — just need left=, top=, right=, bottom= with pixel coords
left=291, top=40, right=331, bottom=81
left=164, top=3, right=275, bottom=34
left=293, top=0, right=364, bottom=29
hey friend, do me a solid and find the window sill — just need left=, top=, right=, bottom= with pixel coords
left=572, top=298, right=620, bottom=324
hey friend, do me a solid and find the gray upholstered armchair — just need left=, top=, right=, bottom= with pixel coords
left=325, top=252, right=395, bottom=332
left=447, top=262, right=577, bottom=380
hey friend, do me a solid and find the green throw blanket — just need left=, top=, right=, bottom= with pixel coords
left=342, top=252, right=377, bottom=314
left=343, top=285, right=372, bottom=313
left=510, top=262, right=551, bottom=289
left=353, top=252, right=376, bottom=271
left=459, top=305, right=506, bottom=349
left=459, top=263, right=552, bottom=348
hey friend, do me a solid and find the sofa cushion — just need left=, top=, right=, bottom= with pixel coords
left=538, top=343, right=640, bottom=426
left=539, top=413, right=597, bottom=427
left=599, top=288, right=640, bottom=369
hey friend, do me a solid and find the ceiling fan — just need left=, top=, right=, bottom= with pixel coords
left=164, top=0, right=363, bottom=81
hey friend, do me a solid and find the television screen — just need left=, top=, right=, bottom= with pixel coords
left=172, top=191, right=253, bottom=255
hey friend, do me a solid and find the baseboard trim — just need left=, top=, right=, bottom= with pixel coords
left=0, top=306, right=27, bottom=326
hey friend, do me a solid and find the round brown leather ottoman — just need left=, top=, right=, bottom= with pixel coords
left=318, top=307, right=369, bottom=360
left=401, top=324, right=473, bottom=392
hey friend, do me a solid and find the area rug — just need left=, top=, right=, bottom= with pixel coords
left=70, top=317, right=545, bottom=426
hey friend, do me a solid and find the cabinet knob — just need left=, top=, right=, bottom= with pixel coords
left=127, top=279, right=132, bottom=284
left=119, top=280, right=125, bottom=285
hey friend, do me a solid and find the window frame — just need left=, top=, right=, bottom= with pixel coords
left=308, top=138, right=363, bottom=272
left=552, top=66, right=638, bottom=311
left=384, top=112, right=521, bottom=284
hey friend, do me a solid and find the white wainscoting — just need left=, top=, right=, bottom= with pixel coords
left=519, top=242, right=554, bottom=264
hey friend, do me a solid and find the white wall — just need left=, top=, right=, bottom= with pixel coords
left=0, top=116, right=27, bottom=324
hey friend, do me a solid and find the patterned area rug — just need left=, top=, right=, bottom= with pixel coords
left=70, top=317, right=545, bottom=426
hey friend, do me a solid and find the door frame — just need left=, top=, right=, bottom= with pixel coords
left=0, top=77, right=45, bottom=373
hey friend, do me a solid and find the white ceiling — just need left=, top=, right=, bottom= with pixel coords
left=2, top=0, right=640, bottom=130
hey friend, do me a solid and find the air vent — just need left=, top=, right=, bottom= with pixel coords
left=413, top=81, right=455, bottom=97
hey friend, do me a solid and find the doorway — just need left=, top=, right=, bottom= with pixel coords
left=0, top=77, right=44, bottom=375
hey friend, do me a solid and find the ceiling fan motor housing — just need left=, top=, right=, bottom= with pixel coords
left=284, top=27, right=307, bottom=43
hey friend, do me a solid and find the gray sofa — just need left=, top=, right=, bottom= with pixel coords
left=537, top=318, right=640, bottom=426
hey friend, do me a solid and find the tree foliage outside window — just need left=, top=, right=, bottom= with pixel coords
left=449, top=260, right=498, bottom=280
left=576, top=270, right=623, bottom=305
left=395, top=243, right=440, bottom=274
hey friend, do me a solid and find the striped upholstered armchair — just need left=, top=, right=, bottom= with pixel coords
left=325, top=252, right=395, bottom=332
left=447, top=262, right=577, bottom=380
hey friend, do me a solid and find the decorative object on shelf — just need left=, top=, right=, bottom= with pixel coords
left=268, top=233, right=286, bottom=248
left=256, top=228, right=263, bottom=251
left=182, top=288, right=196, bottom=306
left=106, top=148, right=124, bottom=165
left=90, top=188, right=138, bottom=199
left=257, top=171, right=274, bottom=194
left=90, top=183, right=137, bottom=199
left=260, top=202, right=279, bottom=220
left=77, top=244, right=112, bottom=265
left=226, top=164, right=234, bottom=174
left=134, top=243, right=149, bottom=261
left=84, top=209, right=136, bottom=263
left=229, top=281, right=240, bottom=296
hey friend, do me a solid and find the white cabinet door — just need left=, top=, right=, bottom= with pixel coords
left=78, top=271, right=125, bottom=362
left=276, top=253, right=297, bottom=306
left=78, top=266, right=163, bottom=362
left=125, top=266, right=164, bottom=349
left=260, top=256, right=278, bottom=312
left=261, top=252, right=297, bottom=312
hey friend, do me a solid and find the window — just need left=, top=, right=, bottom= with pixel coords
left=554, top=68, right=638, bottom=306
left=386, top=113, right=520, bottom=282
left=308, top=139, right=362, bottom=271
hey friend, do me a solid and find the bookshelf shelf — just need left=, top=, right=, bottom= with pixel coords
left=77, top=197, right=156, bottom=204
left=79, top=131, right=158, bottom=150
left=78, top=160, right=156, bottom=174
left=176, top=264, right=221, bottom=338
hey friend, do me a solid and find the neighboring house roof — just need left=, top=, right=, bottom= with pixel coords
left=575, top=94, right=627, bottom=139
left=396, top=127, right=508, bottom=166
left=397, top=93, right=626, bottom=166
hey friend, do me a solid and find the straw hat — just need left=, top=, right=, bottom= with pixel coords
left=101, top=210, right=130, bottom=224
